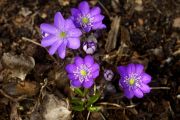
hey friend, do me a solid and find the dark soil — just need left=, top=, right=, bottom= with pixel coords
left=0, top=0, right=180, bottom=120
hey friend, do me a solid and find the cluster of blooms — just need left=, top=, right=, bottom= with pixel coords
left=40, top=1, right=105, bottom=59
left=40, top=1, right=152, bottom=99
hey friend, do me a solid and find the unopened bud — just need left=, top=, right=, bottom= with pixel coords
left=104, top=69, right=114, bottom=81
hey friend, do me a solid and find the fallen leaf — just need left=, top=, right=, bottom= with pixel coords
left=173, top=17, right=180, bottom=28
left=1, top=53, right=35, bottom=81
left=42, top=94, right=71, bottom=120
left=2, top=81, right=40, bottom=97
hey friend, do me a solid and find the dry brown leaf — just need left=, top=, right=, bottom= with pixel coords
left=2, top=81, right=39, bottom=97
left=105, top=16, right=121, bottom=52
left=173, top=17, right=180, bottom=28
left=1, top=53, right=35, bottom=81
left=42, top=94, right=71, bottom=120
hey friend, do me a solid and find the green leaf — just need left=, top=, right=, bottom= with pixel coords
left=72, top=105, right=85, bottom=112
left=87, top=106, right=101, bottom=112
left=71, top=98, right=84, bottom=106
left=74, top=88, right=84, bottom=96
left=87, top=92, right=100, bottom=107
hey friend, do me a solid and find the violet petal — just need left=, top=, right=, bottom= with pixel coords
left=48, top=40, right=63, bottom=55
left=67, top=37, right=80, bottom=49
left=140, top=83, right=151, bottom=93
left=142, top=73, right=152, bottom=84
left=83, top=79, right=94, bottom=88
left=40, top=23, right=58, bottom=34
left=91, top=70, right=99, bottom=79
left=91, top=14, right=104, bottom=23
left=74, top=56, right=84, bottom=66
left=58, top=41, right=67, bottom=59
left=127, top=63, right=136, bottom=74
left=124, top=89, right=134, bottom=99
left=68, top=28, right=82, bottom=37
left=71, top=80, right=82, bottom=88
left=78, top=1, right=90, bottom=15
left=65, top=19, right=76, bottom=30
left=90, top=63, right=100, bottom=72
left=134, top=88, right=143, bottom=98
left=89, top=7, right=101, bottom=16
left=41, top=35, right=58, bottom=47
left=135, top=64, right=144, bottom=75
left=84, top=55, right=94, bottom=67
left=54, top=12, right=65, bottom=29
left=65, top=64, right=77, bottom=73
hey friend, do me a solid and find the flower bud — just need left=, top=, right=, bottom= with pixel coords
left=83, top=40, right=97, bottom=54
left=104, top=69, right=114, bottom=81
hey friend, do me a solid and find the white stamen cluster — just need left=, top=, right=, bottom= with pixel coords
left=124, top=73, right=141, bottom=90
left=73, top=64, right=92, bottom=83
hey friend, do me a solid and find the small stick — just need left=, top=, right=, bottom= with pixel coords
left=151, top=87, right=170, bottom=90
left=22, top=37, right=58, bottom=63
left=97, top=1, right=111, bottom=19
left=86, top=111, right=91, bottom=120
left=0, top=89, right=16, bottom=102
left=0, top=89, right=26, bottom=102
left=100, top=112, right=106, bottom=120
left=22, top=37, right=41, bottom=47
left=98, top=102, right=136, bottom=109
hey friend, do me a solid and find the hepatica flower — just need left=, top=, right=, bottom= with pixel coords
left=65, top=55, right=100, bottom=88
left=117, top=63, right=152, bottom=99
left=40, top=12, right=82, bottom=59
left=70, top=1, right=106, bottom=32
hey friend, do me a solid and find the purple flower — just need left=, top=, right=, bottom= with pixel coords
left=104, top=69, right=114, bottom=81
left=40, top=12, right=82, bottom=59
left=65, top=55, right=100, bottom=88
left=83, top=40, right=97, bottom=54
left=70, top=1, right=106, bottom=32
left=117, top=63, right=152, bottom=99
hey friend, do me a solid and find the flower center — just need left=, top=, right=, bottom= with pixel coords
left=80, top=70, right=87, bottom=76
left=129, top=78, right=135, bottom=85
left=73, top=64, right=92, bottom=83
left=59, top=32, right=66, bottom=38
left=82, top=17, right=89, bottom=24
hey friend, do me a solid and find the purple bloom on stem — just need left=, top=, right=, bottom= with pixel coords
left=65, top=55, right=100, bottom=88
left=70, top=1, right=106, bottom=32
left=117, top=63, right=152, bottom=99
left=40, top=12, right=82, bottom=59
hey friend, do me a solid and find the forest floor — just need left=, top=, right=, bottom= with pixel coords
left=0, top=0, right=180, bottom=120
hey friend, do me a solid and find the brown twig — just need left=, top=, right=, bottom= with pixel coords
left=21, top=37, right=58, bottom=63
left=86, top=111, right=91, bottom=120
left=97, top=1, right=111, bottom=19
left=0, top=89, right=27, bottom=102
left=151, top=87, right=170, bottom=90
left=98, top=102, right=136, bottom=110
left=21, top=37, right=41, bottom=47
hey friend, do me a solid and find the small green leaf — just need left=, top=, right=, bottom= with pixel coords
left=87, top=92, right=100, bottom=107
left=87, top=106, right=101, bottom=112
left=72, top=105, right=85, bottom=112
left=71, top=98, right=84, bottom=106
left=74, top=88, right=84, bottom=96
